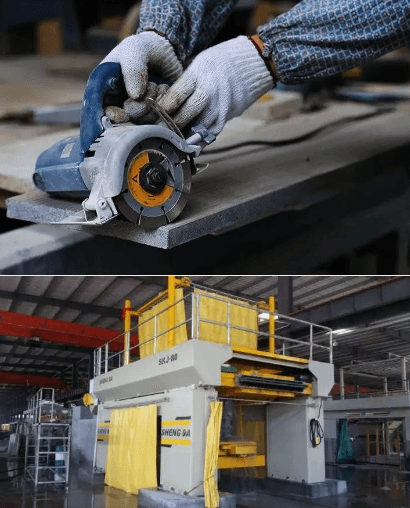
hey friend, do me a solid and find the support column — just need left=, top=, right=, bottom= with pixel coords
left=353, top=347, right=359, bottom=396
left=402, top=357, right=407, bottom=392
left=385, top=419, right=391, bottom=456
left=267, top=398, right=325, bottom=483
left=160, top=386, right=215, bottom=495
left=277, top=277, right=293, bottom=315
left=383, top=377, right=388, bottom=395
left=269, top=296, right=275, bottom=354
left=123, top=299, right=132, bottom=366
left=339, top=369, right=345, bottom=400
left=168, top=276, right=176, bottom=348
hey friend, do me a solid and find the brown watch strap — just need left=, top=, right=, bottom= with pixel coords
left=248, top=35, right=277, bottom=85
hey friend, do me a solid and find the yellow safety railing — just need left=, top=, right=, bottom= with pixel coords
left=92, top=277, right=333, bottom=377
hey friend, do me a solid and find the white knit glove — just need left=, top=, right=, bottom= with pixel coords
left=158, top=36, right=274, bottom=136
left=102, top=31, right=182, bottom=122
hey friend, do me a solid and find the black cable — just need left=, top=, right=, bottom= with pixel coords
left=203, top=107, right=393, bottom=155
left=310, top=418, right=324, bottom=448
left=309, top=398, right=324, bottom=447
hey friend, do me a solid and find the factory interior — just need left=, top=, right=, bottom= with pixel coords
left=3, top=1, right=410, bottom=506
left=0, top=275, right=409, bottom=508
left=1, top=0, right=410, bottom=274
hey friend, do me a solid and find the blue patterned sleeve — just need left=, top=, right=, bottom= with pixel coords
left=258, top=0, right=410, bottom=84
left=138, top=0, right=239, bottom=62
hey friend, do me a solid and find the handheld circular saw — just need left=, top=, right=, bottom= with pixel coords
left=33, top=63, right=215, bottom=228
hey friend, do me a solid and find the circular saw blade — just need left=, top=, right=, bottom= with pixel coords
left=114, top=138, right=191, bottom=228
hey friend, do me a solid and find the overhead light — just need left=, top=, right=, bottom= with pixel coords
left=333, top=328, right=355, bottom=335
left=258, top=313, right=277, bottom=321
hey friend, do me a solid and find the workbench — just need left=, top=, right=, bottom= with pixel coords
left=3, top=102, right=410, bottom=274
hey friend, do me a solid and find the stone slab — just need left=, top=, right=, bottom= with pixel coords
left=219, top=474, right=346, bottom=499
left=0, top=128, right=78, bottom=194
left=138, top=489, right=236, bottom=508
left=2, top=177, right=408, bottom=274
left=258, top=477, right=347, bottom=498
left=6, top=105, right=410, bottom=249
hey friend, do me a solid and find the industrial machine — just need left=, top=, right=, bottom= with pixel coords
left=85, top=277, right=336, bottom=507
left=33, top=63, right=214, bottom=227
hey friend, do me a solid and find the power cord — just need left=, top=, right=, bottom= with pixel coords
left=203, top=107, right=393, bottom=156
left=309, top=399, right=324, bottom=448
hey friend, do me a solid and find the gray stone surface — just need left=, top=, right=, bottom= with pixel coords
left=220, top=474, right=346, bottom=500
left=7, top=191, right=83, bottom=223
left=138, top=489, right=236, bottom=508
left=6, top=106, right=410, bottom=249
left=258, top=477, right=347, bottom=498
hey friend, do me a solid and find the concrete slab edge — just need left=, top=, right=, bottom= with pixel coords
left=138, top=489, right=236, bottom=508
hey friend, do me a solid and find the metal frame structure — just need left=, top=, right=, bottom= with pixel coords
left=26, top=388, right=57, bottom=425
left=337, top=354, right=410, bottom=400
left=93, top=277, right=333, bottom=377
left=24, top=388, right=71, bottom=488
left=25, top=423, right=71, bottom=488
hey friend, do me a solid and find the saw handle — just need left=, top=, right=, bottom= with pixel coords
left=79, top=62, right=212, bottom=154
left=80, top=62, right=126, bottom=154
left=80, top=62, right=172, bottom=154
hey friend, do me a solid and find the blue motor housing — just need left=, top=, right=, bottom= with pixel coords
left=34, top=135, right=87, bottom=196
left=33, top=62, right=126, bottom=196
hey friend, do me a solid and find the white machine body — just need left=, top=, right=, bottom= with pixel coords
left=91, top=339, right=334, bottom=495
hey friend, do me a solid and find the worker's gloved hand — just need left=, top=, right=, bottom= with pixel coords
left=124, top=81, right=169, bottom=123
left=158, top=36, right=274, bottom=136
left=105, top=81, right=170, bottom=124
left=102, top=31, right=182, bottom=123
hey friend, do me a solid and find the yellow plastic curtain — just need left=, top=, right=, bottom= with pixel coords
left=194, top=289, right=258, bottom=349
left=139, top=288, right=188, bottom=358
left=105, top=405, right=157, bottom=494
left=204, top=401, right=223, bottom=508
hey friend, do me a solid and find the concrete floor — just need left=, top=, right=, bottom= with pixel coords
left=1, top=459, right=410, bottom=508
